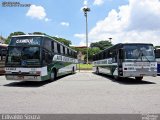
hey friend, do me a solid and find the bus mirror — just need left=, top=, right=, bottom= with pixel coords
left=155, top=49, right=157, bottom=54
left=119, top=49, right=124, bottom=59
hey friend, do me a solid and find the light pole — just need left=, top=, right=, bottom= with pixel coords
left=109, top=37, right=112, bottom=43
left=83, top=7, right=90, bottom=64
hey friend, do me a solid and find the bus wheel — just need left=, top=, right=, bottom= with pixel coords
left=72, top=67, right=75, bottom=74
left=135, top=77, right=143, bottom=81
left=96, top=67, right=99, bottom=74
left=50, top=70, right=56, bottom=81
left=114, top=76, right=120, bottom=80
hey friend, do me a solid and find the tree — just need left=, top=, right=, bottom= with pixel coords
left=71, top=47, right=87, bottom=54
left=90, top=40, right=112, bottom=50
left=84, top=47, right=101, bottom=62
left=51, top=36, right=71, bottom=47
left=32, top=32, right=46, bottom=35
left=5, top=31, right=25, bottom=44
left=155, top=46, right=160, bottom=49
left=0, top=36, right=6, bottom=43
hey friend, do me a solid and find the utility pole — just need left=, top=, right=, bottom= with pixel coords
left=83, top=7, right=90, bottom=64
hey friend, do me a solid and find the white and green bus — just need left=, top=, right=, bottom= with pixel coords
left=93, top=43, right=157, bottom=80
left=5, top=35, right=78, bottom=81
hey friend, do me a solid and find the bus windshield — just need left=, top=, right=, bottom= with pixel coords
left=6, top=46, right=41, bottom=67
left=124, top=44, right=155, bottom=62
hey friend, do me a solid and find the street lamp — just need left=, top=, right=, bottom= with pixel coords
left=108, top=37, right=112, bottom=43
left=83, top=7, right=90, bottom=64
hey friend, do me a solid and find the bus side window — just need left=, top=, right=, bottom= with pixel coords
left=42, top=50, right=46, bottom=65
left=54, top=42, right=58, bottom=53
left=57, top=43, right=60, bottom=54
left=63, top=46, right=65, bottom=55
left=44, top=38, right=52, bottom=51
left=42, top=50, right=52, bottom=65
left=60, top=45, right=63, bottom=55
left=65, top=47, right=68, bottom=55
left=52, top=41, right=54, bottom=52
left=112, top=50, right=116, bottom=63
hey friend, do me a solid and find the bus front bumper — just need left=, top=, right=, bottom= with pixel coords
left=123, top=71, right=157, bottom=77
left=5, top=74, right=41, bottom=81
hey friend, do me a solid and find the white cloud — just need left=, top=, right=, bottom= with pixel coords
left=84, top=0, right=88, bottom=6
left=60, top=22, right=70, bottom=27
left=75, top=0, right=160, bottom=46
left=44, top=18, right=52, bottom=22
left=81, top=0, right=89, bottom=11
left=93, top=0, right=104, bottom=6
left=26, top=5, right=51, bottom=22
left=74, top=34, right=85, bottom=39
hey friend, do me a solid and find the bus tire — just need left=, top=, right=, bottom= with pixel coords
left=50, top=69, right=57, bottom=81
left=113, top=76, right=121, bottom=80
left=96, top=67, right=99, bottom=74
left=135, top=77, right=143, bottom=81
left=72, top=67, right=75, bottom=74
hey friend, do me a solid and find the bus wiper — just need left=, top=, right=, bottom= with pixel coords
left=134, top=50, right=142, bottom=62
left=134, top=50, right=150, bottom=62
left=141, top=52, right=151, bottom=63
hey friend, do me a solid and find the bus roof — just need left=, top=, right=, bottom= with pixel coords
left=11, top=35, right=77, bottom=53
left=120, top=43, right=153, bottom=45
left=12, top=35, right=45, bottom=37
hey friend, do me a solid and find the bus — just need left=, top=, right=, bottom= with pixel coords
left=5, top=35, right=78, bottom=81
left=155, top=48, right=160, bottom=75
left=93, top=43, right=157, bottom=80
left=0, top=44, right=8, bottom=75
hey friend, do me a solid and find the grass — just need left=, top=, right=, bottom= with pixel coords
left=77, top=64, right=93, bottom=70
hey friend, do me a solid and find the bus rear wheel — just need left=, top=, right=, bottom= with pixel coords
left=114, top=76, right=120, bottom=80
left=50, top=69, right=57, bottom=81
left=72, top=67, right=75, bottom=74
left=135, top=77, right=143, bottom=81
left=96, top=67, right=99, bottom=74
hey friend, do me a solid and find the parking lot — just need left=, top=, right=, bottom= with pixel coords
left=0, top=72, right=160, bottom=114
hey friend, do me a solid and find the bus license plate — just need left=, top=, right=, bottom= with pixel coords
left=17, top=76, right=24, bottom=80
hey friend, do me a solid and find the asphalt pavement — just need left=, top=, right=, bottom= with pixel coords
left=0, top=72, right=160, bottom=114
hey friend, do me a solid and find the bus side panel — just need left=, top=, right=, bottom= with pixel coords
left=93, top=59, right=118, bottom=76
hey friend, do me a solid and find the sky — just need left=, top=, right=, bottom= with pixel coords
left=0, top=0, right=160, bottom=46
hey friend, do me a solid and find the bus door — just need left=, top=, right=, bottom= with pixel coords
left=117, top=48, right=124, bottom=76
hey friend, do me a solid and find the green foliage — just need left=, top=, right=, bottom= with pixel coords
left=5, top=31, right=25, bottom=44
left=43, top=36, right=72, bottom=47
left=72, top=46, right=100, bottom=61
left=90, top=40, right=112, bottom=50
left=71, top=47, right=87, bottom=54
left=32, top=32, right=46, bottom=35
left=0, top=36, right=6, bottom=42
left=155, top=46, right=160, bottom=48
left=84, top=47, right=101, bottom=61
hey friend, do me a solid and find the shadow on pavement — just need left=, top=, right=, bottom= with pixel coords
left=4, top=80, right=52, bottom=87
left=4, top=73, right=74, bottom=87
left=93, top=72, right=156, bottom=85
